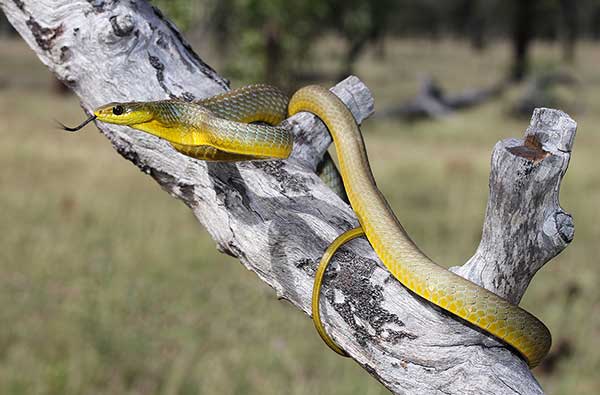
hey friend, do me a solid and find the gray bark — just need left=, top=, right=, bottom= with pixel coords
left=1, top=1, right=577, bottom=394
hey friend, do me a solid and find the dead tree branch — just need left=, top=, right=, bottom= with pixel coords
left=1, top=1, right=576, bottom=394
left=379, top=76, right=505, bottom=121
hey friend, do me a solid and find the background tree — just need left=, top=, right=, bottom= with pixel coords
left=560, top=0, right=578, bottom=63
left=510, top=0, right=536, bottom=82
left=207, top=0, right=330, bottom=87
left=328, top=0, right=399, bottom=77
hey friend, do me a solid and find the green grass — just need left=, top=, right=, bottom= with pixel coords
left=1, top=37, right=599, bottom=394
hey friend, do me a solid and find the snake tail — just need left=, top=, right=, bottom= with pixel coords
left=312, top=226, right=364, bottom=356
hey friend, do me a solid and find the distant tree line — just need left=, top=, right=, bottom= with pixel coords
left=170, top=0, right=596, bottom=86
left=2, top=1, right=596, bottom=86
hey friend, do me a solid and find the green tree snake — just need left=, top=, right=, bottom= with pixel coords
left=62, top=84, right=551, bottom=368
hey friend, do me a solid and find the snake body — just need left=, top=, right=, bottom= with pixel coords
left=88, top=84, right=551, bottom=368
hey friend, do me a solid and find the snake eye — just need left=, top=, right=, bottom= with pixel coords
left=112, top=105, right=124, bottom=115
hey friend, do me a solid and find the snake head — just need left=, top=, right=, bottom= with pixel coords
left=94, top=102, right=154, bottom=126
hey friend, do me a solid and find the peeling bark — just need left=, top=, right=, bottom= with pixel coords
left=1, top=1, right=577, bottom=394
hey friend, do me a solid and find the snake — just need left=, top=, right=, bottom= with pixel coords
left=62, top=84, right=551, bottom=368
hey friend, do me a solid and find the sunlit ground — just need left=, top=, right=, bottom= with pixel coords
left=1, top=36, right=599, bottom=394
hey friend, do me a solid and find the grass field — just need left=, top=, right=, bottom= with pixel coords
left=1, top=37, right=599, bottom=394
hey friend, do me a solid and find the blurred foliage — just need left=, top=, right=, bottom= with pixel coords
left=209, top=0, right=332, bottom=86
left=150, top=0, right=201, bottom=31
left=149, top=0, right=600, bottom=85
left=151, top=0, right=403, bottom=86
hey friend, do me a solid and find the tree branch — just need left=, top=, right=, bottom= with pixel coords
left=2, top=1, right=576, bottom=394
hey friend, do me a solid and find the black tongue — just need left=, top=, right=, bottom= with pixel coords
left=59, top=114, right=97, bottom=132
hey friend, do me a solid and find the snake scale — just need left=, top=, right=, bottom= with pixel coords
left=63, top=84, right=551, bottom=368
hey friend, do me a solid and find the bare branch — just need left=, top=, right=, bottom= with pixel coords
left=1, top=1, right=576, bottom=394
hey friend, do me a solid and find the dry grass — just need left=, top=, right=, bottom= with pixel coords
left=0, top=37, right=599, bottom=394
